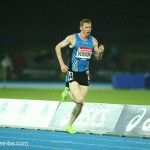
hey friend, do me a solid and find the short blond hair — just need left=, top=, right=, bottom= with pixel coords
left=80, top=19, right=92, bottom=27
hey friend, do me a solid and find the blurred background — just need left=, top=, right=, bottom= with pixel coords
left=0, top=0, right=149, bottom=83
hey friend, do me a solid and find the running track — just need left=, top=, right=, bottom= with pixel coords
left=0, top=127, right=149, bottom=150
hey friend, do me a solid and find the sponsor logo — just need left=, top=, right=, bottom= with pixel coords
left=126, top=108, right=150, bottom=132
left=40, top=104, right=50, bottom=116
left=59, top=107, right=110, bottom=128
left=20, top=103, right=29, bottom=115
left=0, top=102, right=8, bottom=114
left=75, top=107, right=110, bottom=128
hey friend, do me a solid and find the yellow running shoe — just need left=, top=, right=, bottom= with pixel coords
left=66, top=125, right=76, bottom=134
left=61, top=87, right=69, bottom=102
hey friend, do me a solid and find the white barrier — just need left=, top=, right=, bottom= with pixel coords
left=114, top=105, right=150, bottom=137
left=0, top=98, right=149, bottom=138
left=50, top=102, right=150, bottom=138
left=0, top=98, right=59, bottom=128
left=50, top=102, right=124, bottom=134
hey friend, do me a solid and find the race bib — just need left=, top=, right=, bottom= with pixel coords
left=76, top=47, right=92, bottom=59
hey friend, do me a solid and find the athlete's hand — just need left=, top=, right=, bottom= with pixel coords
left=61, top=64, right=69, bottom=73
left=94, top=44, right=104, bottom=60
left=98, top=44, right=104, bottom=53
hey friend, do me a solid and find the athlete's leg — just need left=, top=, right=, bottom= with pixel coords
left=66, top=81, right=88, bottom=133
left=68, top=82, right=89, bottom=102
left=69, top=81, right=88, bottom=104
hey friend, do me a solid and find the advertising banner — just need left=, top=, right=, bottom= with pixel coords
left=0, top=98, right=59, bottom=128
left=114, top=105, right=150, bottom=137
left=50, top=102, right=124, bottom=134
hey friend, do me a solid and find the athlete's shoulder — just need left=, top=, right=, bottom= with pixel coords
left=66, top=34, right=76, bottom=41
left=65, top=34, right=76, bottom=47
left=91, top=36, right=97, bottom=42
left=92, top=36, right=98, bottom=46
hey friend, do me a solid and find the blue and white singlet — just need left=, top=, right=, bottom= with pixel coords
left=68, top=33, right=94, bottom=72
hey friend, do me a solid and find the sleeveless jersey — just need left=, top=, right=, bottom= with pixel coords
left=68, top=33, right=94, bottom=72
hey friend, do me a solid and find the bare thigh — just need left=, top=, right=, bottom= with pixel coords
left=69, top=81, right=88, bottom=103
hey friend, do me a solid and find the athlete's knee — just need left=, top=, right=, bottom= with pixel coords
left=76, top=97, right=84, bottom=104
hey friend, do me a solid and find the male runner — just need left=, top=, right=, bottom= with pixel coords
left=55, top=19, right=104, bottom=134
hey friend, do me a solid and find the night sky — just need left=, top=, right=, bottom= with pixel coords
left=0, top=0, right=149, bottom=48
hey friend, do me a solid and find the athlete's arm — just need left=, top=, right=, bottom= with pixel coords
left=55, top=35, right=75, bottom=72
left=93, top=37, right=104, bottom=60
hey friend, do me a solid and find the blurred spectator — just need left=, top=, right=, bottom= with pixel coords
left=13, top=52, right=24, bottom=69
left=13, top=52, right=24, bottom=79
left=1, top=53, right=16, bottom=82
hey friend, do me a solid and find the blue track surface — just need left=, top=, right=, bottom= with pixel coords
left=0, top=127, right=149, bottom=150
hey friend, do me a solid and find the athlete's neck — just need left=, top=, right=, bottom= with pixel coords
left=79, top=32, right=89, bottom=40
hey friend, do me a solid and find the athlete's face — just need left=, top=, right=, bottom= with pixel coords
left=80, top=23, right=92, bottom=37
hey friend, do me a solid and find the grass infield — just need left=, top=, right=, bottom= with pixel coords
left=0, top=88, right=150, bottom=105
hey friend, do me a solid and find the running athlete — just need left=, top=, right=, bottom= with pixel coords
left=55, top=19, right=104, bottom=134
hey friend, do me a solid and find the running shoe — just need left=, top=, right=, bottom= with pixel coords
left=66, top=125, right=76, bottom=134
left=61, top=87, right=69, bottom=102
